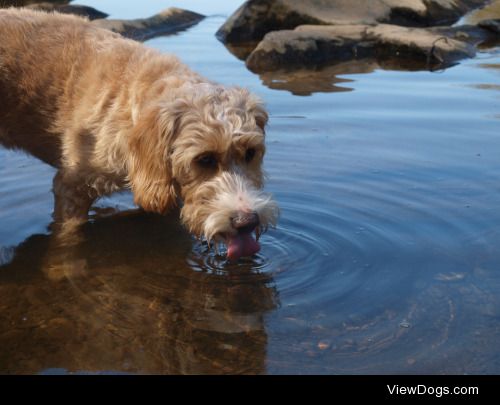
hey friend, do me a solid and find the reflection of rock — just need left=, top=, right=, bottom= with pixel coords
left=246, top=24, right=477, bottom=73
left=258, top=59, right=377, bottom=96
left=91, top=7, right=205, bottom=42
left=0, top=211, right=278, bottom=374
left=26, top=3, right=108, bottom=20
left=216, top=0, right=487, bottom=44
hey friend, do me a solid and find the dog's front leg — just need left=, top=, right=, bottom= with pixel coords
left=52, top=171, right=97, bottom=225
left=45, top=171, right=95, bottom=281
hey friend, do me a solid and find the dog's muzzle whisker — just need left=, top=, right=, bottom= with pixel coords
left=255, top=227, right=261, bottom=242
left=214, top=242, right=221, bottom=256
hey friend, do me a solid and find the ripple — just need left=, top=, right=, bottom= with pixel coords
left=185, top=195, right=384, bottom=309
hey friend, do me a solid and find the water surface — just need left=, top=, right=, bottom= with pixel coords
left=1, top=1, right=500, bottom=374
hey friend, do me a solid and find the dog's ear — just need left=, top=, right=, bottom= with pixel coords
left=127, top=103, right=183, bottom=214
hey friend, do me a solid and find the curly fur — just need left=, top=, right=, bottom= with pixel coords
left=0, top=8, right=279, bottom=245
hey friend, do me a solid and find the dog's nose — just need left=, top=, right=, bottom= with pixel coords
left=231, top=211, right=260, bottom=233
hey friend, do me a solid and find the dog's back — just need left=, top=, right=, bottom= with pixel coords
left=1, top=9, right=97, bottom=165
left=0, top=8, right=140, bottom=166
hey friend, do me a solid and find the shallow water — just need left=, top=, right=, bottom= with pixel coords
left=1, top=1, right=500, bottom=374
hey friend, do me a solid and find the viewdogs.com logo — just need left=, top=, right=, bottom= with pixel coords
left=387, top=385, right=478, bottom=398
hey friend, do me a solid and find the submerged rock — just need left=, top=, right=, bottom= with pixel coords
left=25, top=3, right=108, bottom=20
left=91, top=7, right=205, bottom=41
left=246, top=23, right=477, bottom=72
left=217, top=0, right=487, bottom=44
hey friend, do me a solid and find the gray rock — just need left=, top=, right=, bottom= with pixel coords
left=463, top=0, right=500, bottom=25
left=25, top=3, right=108, bottom=20
left=367, top=24, right=477, bottom=67
left=1, top=0, right=68, bottom=6
left=478, top=19, right=500, bottom=34
left=217, top=0, right=487, bottom=44
left=429, top=23, right=498, bottom=46
left=92, top=7, right=205, bottom=42
left=246, top=24, right=477, bottom=72
left=246, top=25, right=371, bottom=71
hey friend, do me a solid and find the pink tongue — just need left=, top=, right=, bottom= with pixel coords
left=226, top=232, right=260, bottom=261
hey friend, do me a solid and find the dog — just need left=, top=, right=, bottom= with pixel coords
left=0, top=9, right=279, bottom=261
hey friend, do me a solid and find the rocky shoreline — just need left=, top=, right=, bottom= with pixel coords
left=217, top=0, right=500, bottom=73
left=2, top=0, right=499, bottom=73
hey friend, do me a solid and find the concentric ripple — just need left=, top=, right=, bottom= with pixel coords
left=186, top=190, right=397, bottom=310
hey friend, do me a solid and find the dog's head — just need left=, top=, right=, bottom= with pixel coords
left=128, top=83, right=279, bottom=260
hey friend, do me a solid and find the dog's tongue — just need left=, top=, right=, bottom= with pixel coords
left=226, top=232, right=260, bottom=261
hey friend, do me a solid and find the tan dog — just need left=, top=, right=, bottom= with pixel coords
left=0, top=9, right=279, bottom=260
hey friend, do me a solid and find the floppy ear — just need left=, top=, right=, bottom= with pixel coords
left=127, top=103, right=182, bottom=214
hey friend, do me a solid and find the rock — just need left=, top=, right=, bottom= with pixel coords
left=367, top=24, right=477, bottom=67
left=217, top=0, right=487, bottom=44
left=246, top=25, right=370, bottom=71
left=463, top=0, right=500, bottom=25
left=92, top=7, right=205, bottom=42
left=25, top=3, right=108, bottom=20
left=246, top=23, right=477, bottom=73
left=223, top=42, right=260, bottom=61
left=1, top=0, right=68, bottom=6
left=429, top=24, right=496, bottom=45
left=478, top=18, right=500, bottom=34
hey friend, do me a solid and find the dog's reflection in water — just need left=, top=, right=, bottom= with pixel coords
left=0, top=210, right=278, bottom=374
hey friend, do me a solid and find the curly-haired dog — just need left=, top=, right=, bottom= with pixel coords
left=0, top=9, right=279, bottom=260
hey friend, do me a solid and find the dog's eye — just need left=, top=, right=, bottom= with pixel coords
left=245, top=148, right=256, bottom=163
left=196, top=153, right=218, bottom=168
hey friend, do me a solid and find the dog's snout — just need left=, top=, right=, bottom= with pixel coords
left=232, top=211, right=260, bottom=233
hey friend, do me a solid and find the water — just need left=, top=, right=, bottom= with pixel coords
left=1, top=1, right=500, bottom=374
